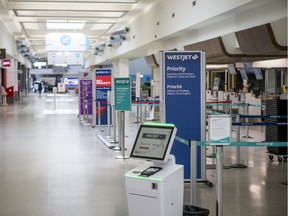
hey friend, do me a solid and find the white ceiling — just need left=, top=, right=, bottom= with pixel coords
left=0, top=0, right=144, bottom=58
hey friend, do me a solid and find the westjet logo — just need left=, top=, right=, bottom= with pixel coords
left=166, top=54, right=199, bottom=61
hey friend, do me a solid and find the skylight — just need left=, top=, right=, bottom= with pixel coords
left=47, top=20, right=86, bottom=30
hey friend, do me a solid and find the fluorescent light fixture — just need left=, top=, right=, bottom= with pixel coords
left=54, top=64, right=68, bottom=67
left=47, top=20, right=86, bottom=30
left=34, top=62, right=47, bottom=67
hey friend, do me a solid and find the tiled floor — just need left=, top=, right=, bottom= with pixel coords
left=0, top=93, right=287, bottom=216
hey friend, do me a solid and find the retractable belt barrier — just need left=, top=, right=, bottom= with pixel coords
left=206, top=102, right=265, bottom=108
left=132, top=101, right=160, bottom=106
left=175, top=136, right=288, bottom=147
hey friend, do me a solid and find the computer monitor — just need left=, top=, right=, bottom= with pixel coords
left=130, top=123, right=177, bottom=163
left=253, top=68, right=263, bottom=80
left=239, top=69, right=248, bottom=80
left=243, top=62, right=254, bottom=73
left=228, top=64, right=237, bottom=75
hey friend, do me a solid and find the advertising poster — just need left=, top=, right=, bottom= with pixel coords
left=80, top=79, right=93, bottom=115
left=96, top=69, right=112, bottom=125
left=164, top=51, right=205, bottom=179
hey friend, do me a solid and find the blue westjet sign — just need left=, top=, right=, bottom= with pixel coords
left=164, top=51, right=205, bottom=179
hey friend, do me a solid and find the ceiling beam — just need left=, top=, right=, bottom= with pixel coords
left=7, top=2, right=133, bottom=11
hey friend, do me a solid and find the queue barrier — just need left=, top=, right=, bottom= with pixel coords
left=206, top=102, right=265, bottom=108
left=175, top=136, right=288, bottom=147
left=176, top=135, right=287, bottom=216
left=132, top=101, right=160, bottom=106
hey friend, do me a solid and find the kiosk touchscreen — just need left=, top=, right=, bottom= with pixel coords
left=130, top=123, right=176, bottom=163
left=125, top=123, right=184, bottom=216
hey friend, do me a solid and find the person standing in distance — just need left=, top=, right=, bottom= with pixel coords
left=38, top=82, right=43, bottom=95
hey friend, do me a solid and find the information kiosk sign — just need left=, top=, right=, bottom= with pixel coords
left=114, top=77, right=131, bottom=111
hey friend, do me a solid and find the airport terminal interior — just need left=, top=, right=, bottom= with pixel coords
left=0, top=0, right=287, bottom=216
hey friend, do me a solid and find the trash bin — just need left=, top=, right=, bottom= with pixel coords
left=183, top=205, right=210, bottom=216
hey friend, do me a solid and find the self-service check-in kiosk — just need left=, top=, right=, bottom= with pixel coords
left=125, top=123, right=184, bottom=216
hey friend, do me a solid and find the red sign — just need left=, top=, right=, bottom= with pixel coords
left=96, top=76, right=111, bottom=87
left=2, top=59, right=11, bottom=67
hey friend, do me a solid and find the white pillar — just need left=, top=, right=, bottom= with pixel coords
left=151, top=68, right=160, bottom=97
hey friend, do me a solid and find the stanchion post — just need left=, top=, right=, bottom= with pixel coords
left=144, top=103, right=147, bottom=122
left=140, top=104, right=143, bottom=124
left=216, top=146, right=223, bottom=216
left=111, top=108, right=120, bottom=146
left=245, top=104, right=249, bottom=138
left=135, top=98, right=140, bottom=123
left=242, top=104, right=253, bottom=139
left=207, top=146, right=216, bottom=158
left=98, top=101, right=101, bottom=132
left=230, top=115, right=247, bottom=168
left=116, top=111, right=129, bottom=159
left=84, top=98, right=87, bottom=120
left=54, top=92, right=56, bottom=110
left=107, top=103, right=111, bottom=137
left=190, top=140, right=197, bottom=206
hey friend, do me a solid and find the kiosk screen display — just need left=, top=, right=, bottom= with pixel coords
left=239, top=69, right=248, bottom=80
left=228, top=64, right=237, bottom=75
left=253, top=68, right=263, bottom=80
left=130, top=125, right=175, bottom=162
left=243, top=62, right=254, bottom=73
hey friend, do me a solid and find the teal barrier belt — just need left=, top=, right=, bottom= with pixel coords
left=131, top=104, right=160, bottom=107
left=239, top=115, right=288, bottom=119
left=175, top=136, right=288, bottom=147
left=206, top=109, right=224, bottom=115
left=206, top=103, right=265, bottom=108
left=233, top=122, right=288, bottom=126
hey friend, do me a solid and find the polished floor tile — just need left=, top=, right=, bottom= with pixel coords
left=0, top=93, right=287, bottom=216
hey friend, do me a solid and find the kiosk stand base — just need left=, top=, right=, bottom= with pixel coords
left=125, top=157, right=183, bottom=216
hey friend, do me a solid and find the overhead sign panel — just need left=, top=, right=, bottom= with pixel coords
left=47, top=51, right=84, bottom=65
left=45, top=33, right=89, bottom=52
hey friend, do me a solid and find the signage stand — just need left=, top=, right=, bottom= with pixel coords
left=208, top=115, right=232, bottom=216
left=190, top=140, right=197, bottom=205
left=53, top=87, right=57, bottom=109
left=160, top=51, right=206, bottom=181
left=229, top=115, right=247, bottom=168
left=116, top=111, right=129, bottom=159
left=114, top=78, right=131, bottom=158
left=216, top=146, right=223, bottom=216
left=111, top=108, right=119, bottom=146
